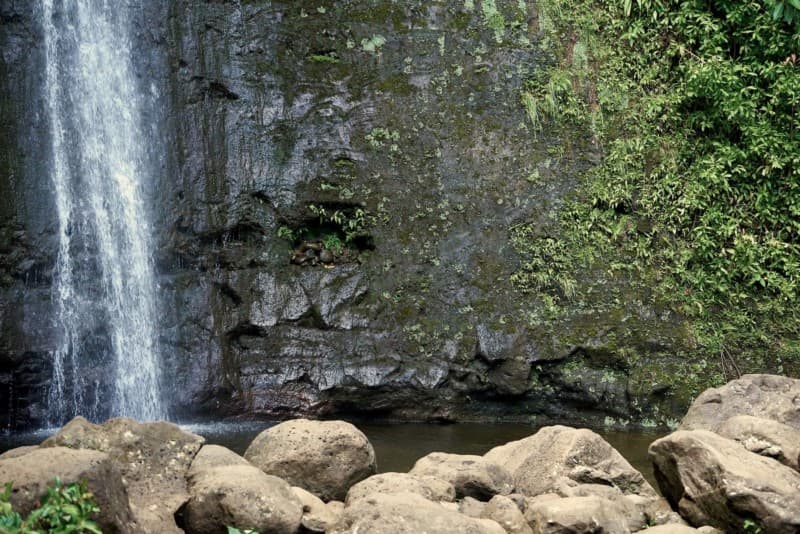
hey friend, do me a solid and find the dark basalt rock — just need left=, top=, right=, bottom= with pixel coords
left=0, top=0, right=695, bottom=429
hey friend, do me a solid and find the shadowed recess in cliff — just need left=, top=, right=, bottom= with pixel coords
left=41, top=0, right=166, bottom=424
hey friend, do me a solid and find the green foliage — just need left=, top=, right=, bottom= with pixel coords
left=306, top=52, right=340, bottom=64
left=743, top=519, right=763, bottom=534
left=277, top=225, right=297, bottom=243
left=308, top=204, right=371, bottom=243
left=1, top=479, right=101, bottom=534
left=322, top=233, right=344, bottom=253
left=512, top=0, right=800, bottom=383
left=226, top=527, right=257, bottom=534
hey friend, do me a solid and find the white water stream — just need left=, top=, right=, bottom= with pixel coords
left=41, top=0, right=165, bottom=423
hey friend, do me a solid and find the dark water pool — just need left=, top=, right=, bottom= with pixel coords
left=2, top=422, right=665, bottom=489
left=182, top=421, right=664, bottom=488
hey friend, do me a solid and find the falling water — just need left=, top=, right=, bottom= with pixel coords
left=42, top=0, right=165, bottom=423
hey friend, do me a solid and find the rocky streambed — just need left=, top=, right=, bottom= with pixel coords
left=1, top=374, right=799, bottom=533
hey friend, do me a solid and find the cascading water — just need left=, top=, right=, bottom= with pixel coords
left=41, top=0, right=166, bottom=424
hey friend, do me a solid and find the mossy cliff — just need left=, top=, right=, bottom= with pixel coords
left=0, top=0, right=796, bottom=429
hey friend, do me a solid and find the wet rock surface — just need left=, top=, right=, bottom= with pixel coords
left=0, top=0, right=698, bottom=430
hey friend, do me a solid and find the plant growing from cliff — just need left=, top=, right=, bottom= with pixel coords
left=277, top=225, right=298, bottom=243
left=0, top=479, right=101, bottom=533
left=511, top=0, right=800, bottom=383
left=308, top=204, right=371, bottom=243
left=322, top=233, right=344, bottom=253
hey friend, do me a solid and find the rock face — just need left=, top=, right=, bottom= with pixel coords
left=244, top=419, right=377, bottom=501
left=408, top=452, right=513, bottom=500
left=329, top=492, right=506, bottom=534
left=485, top=425, right=657, bottom=498
left=680, top=374, right=800, bottom=432
left=0, top=0, right=703, bottom=430
left=41, top=416, right=205, bottom=533
left=179, top=464, right=303, bottom=534
left=649, top=429, right=800, bottom=533
left=0, top=447, right=138, bottom=533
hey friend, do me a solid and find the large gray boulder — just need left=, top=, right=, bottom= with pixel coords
left=329, top=492, right=506, bottom=534
left=485, top=425, right=656, bottom=498
left=244, top=419, right=377, bottom=501
left=649, top=429, right=800, bottom=533
left=408, top=452, right=513, bottom=500
left=481, top=495, right=533, bottom=534
left=345, top=472, right=456, bottom=505
left=179, top=464, right=303, bottom=534
left=523, top=495, right=647, bottom=533
left=188, top=444, right=251, bottom=477
left=0, top=446, right=138, bottom=533
left=551, top=480, right=683, bottom=528
left=717, top=415, right=800, bottom=471
left=41, top=416, right=205, bottom=533
left=680, top=374, right=800, bottom=432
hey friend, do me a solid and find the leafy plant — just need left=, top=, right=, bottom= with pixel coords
left=743, top=519, right=763, bottom=534
left=511, top=0, right=800, bottom=388
left=322, top=233, right=344, bottom=253
left=308, top=204, right=371, bottom=243
left=277, top=226, right=297, bottom=243
left=226, top=527, right=257, bottom=534
left=1, top=479, right=101, bottom=534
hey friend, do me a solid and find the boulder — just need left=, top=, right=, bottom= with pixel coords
left=188, top=444, right=250, bottom=477
left=293, top=486, right=341, bottom=533
left=0, top=446, right=138, bottom=533
left=551, top=479, right=682, bottom=527
left=637, top=526, right=700, bottom=533
left=485, top=425, right=656, bottom=498
left=0, top=445, right=38, bottom=460
left=481, top=495, right=533, bottom=534
left=41, top=416, right=204, bottom=533
left=524, top=495, right=647, bottom=534
left=178, top=464, right=302, bottom=534
left=679, top=374, right=800, bottom=432
left=408, top=452, right=513, bottom=500
left=328, top=492, right=506, bottom=534
left=717, top=415, right=800, bottom=471
left=345, top=472, right=455, bottom=505
left=460, top=496, right=488, bottom=517
left=244, top=419, right=376, bottom=501
left=649, top=430, right=800, bottom=533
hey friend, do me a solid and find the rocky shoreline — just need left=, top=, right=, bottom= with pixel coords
left=1, top=374, right=799, bottom=533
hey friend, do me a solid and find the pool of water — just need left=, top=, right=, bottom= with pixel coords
left=182, top=421, right=664, bottom=488
left=2, top=421, right=665, bottom=489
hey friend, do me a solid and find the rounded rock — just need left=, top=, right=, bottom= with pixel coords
left=244, top=419, right=377, bottom=501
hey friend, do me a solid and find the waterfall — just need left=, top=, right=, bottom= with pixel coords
left=41, top=0, right=166, bottom=423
